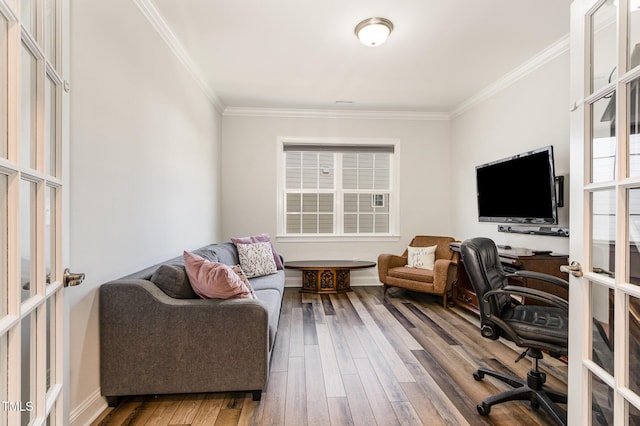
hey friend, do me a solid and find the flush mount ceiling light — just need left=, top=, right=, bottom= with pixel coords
left=354, top=17, right=393, bottom=47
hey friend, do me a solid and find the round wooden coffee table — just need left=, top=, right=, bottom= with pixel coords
left=285, top=260, right=376, bottom=293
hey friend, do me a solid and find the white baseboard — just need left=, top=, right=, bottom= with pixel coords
left=70, top=387, right=107, bottom=426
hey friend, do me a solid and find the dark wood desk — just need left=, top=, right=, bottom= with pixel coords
left=285, top=260, right=376, bottom=293
left=449, top=243, right=569, bottom=313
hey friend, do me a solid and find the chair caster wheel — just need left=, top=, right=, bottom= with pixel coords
left=477, top=402, right=491, bottom=416
left=473, top=371, right=484, bottom=381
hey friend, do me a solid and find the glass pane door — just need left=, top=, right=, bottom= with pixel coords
left=0, top=0, right=66, bottom=424
left=571, top=0, right=640, bottom=423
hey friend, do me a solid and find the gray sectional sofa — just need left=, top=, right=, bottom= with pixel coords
left=99, top=242, right=285, bottom=406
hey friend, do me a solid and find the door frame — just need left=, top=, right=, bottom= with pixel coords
left=569, top=0, right=640, bottom=424
left=0, top=0, right=69, bottom=424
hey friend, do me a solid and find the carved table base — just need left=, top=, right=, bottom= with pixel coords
left=284, top=260, right=376, bottom=294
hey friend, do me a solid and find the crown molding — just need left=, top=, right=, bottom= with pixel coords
left=225, top=32, right=569, bottom=122
left=450, top=34, right=570, bottom=119
left=131, top=2, right=568, bottom=122
left=223, top=107, right=451, bottom=121
left=132, top=0, right=225, bottom=113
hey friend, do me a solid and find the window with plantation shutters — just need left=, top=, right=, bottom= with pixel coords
left=285, top=151, right=335, bottom=233
left=278, top=139, right=399, bottom=238
left=342, top=152, right=391, bottom=233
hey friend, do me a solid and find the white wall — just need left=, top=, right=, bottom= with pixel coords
left=221, top=115, right=452, bottom=285
left=450, top=52, right=571, bottom=254
left=69, top=0, right=222, bottom=421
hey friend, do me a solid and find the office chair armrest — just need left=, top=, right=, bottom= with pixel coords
left=484, top=285, right=568, bottom=313
left=508, top=270, right=569, bottom=290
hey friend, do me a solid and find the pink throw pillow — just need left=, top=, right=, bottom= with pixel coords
left=183, top=251, right=252, bottom=299
left=231, top=233, right=284, bottom=270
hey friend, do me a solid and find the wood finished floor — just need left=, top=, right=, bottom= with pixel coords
left=93, top=286, right=567, bottom=426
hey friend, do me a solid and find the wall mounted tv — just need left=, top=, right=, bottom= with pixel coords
left=476, top=145, right=559, bottom=224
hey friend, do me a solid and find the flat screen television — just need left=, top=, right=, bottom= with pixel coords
left=476, top=145, right=559, bottom=224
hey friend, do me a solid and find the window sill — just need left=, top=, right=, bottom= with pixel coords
left=276, top=234, right=402, bottom=243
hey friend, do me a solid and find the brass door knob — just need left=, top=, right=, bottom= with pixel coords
left=63, top=268, right=85, bottom=287
left=560, top=261, right=583, bottom=278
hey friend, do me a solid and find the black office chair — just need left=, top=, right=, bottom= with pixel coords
left=460, top=237, right=569, bottom=425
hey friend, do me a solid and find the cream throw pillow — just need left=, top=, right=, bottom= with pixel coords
left=232, top=265, right=257, bottom=299
left=237, top=242, right=278, bottom=278
left=407, top=245, right=437, bottom=270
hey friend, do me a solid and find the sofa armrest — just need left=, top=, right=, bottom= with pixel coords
left=432, top=258, right=457, bottom=294
left=377, top=254, right=408, bottom=283
left=99, top=279, right=270, bottom=397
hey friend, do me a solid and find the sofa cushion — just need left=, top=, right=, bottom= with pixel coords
left=388, top=266, right=434, bottom=283
left=183, top=251, right=253, bottom=299
left=214, top=242, right=241, bottom=265
left=254, top=288, right=282, bottom=350
left=249, top=270, right=286, bottom=295
left=237, top=242, right=277, bottom=278
left=150, top=264, right=198, bottom=299
left=190, top=247, right=217, bottom=262
left=122, top=258, right=182, bottom=281
left=232, top=234, right=284, bottom=270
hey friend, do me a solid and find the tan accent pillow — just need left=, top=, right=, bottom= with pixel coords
left=407, top=245, right=437, bottom=270
left=232, top=265, right=257, bottom=299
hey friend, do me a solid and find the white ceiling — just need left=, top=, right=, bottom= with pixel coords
left=150, top=0, right=572, bottom=113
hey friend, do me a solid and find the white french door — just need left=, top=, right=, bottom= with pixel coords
left=569, top=0, right=640, bottom=424
left=0, top=0, right=69, bottom=424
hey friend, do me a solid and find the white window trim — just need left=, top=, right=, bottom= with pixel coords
left=276, top=137, right=401, bottom=241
